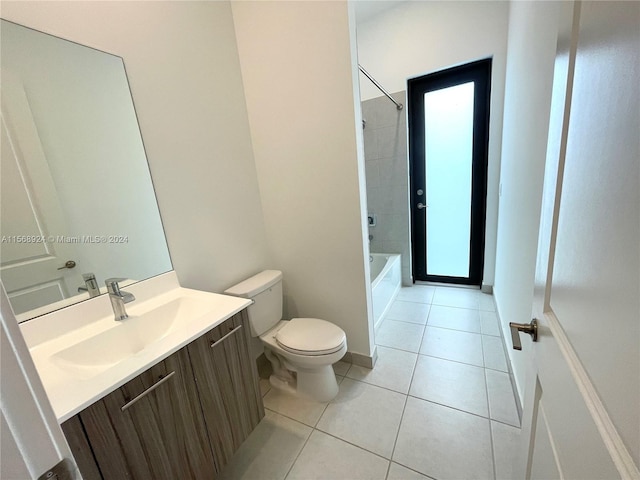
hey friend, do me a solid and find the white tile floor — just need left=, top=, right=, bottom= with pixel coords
left=220, top=285, right=522, bottom=480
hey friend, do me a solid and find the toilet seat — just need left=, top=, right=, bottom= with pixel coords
left=275, top=318, right=346, bottom=356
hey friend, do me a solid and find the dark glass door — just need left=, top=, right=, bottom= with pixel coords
left=409, top=59, right=491, bottom=285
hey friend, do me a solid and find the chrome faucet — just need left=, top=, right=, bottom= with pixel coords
left=78, top=273, right=100, bottom=298
left=105, top=278, right=135, bottom=321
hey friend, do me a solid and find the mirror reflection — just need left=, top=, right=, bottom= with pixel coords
left=0, top=20, right=172, bottom=321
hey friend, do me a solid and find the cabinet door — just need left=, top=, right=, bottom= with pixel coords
left=60, top=416, right=102, bottom=480
left=188, top=311, right=264, bottom=469
left=76, top=347, right=216, bottom=480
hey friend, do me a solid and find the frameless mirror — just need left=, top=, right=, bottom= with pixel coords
left=0, top=20, right=172, bottom=321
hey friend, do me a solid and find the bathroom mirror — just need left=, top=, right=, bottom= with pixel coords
left=0, top=20, right=172, bottom=321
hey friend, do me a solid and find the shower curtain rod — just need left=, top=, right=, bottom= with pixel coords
left=358, top=64, right=403, bottom=110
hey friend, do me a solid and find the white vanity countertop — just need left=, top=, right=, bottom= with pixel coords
left=20, top=272, right=251, bottom=423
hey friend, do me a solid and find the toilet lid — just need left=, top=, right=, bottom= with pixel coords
left=275, top=318, right=346, bottom=355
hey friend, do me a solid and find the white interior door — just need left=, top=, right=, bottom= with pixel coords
left=1, top=284, right=78, bottom=479
left=518, top=2, right=640, bottom=478
left=1, top=75, right=80, bottom=315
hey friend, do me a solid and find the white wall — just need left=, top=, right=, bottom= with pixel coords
left=1, top=1, right=272, bottom=294
left=355, top=1, right=509, bottom=288
left=4, top=0, right=374, bottom=359
left=232, top=1, right=374, bottom=357
left=493, top=1, right=562, bottom=398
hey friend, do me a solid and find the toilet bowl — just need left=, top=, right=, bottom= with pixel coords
left=224, top=270, right=346, bottom=402
left=261, top=318, right=347, bottom=401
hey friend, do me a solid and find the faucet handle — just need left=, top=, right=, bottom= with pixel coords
left=105, top=277, right=127, bottom=283
left=80, top=273, right=100, bottom=297
left=83, top=273, right=98, bottom=288
left=105, top=278, right=135, bottom=305
left=105, top=278, right=127, bottom=294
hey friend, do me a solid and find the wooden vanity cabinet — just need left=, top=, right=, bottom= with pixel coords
left=61, top=310, right=264, bottom=480
left=61, top=346, right=215, bottom=480
left=187, top=309, right=264, bottom=468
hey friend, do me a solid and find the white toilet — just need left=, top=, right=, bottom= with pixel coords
left=224, top=270, right=347, bottom=402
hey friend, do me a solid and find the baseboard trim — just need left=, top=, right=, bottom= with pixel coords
left=342, top=347, right=377, bottom=369
left=492, top=293, right=523, bottom=423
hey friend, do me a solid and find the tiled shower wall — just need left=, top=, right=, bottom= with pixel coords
left=362, top=91, right=412, bottom=286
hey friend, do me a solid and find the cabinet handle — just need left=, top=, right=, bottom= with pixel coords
left=120, top=371, right=175, bottom=412
left=210, top=325, right=243, bottom=349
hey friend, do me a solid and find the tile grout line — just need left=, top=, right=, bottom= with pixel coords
left=280, top=384, right=337, bottom=480
left=384, top=317, right=495, bottom=344
left=430, top=310, right=502, bottom=337
left=278, top=379, right=394, bottom=477
left=384, top=461, right=392, bottom=480
left=482, top=340, right=499, bottom=480
left=385, top=308, right=429, bottom=466
left=393, top=288, right=471, bottom=479
left=338, top=360, right=424, bottom=472
left=267, top=382, right=519, bottom=478
left=263, top=406, right=317, bottom=429
left=379, top=321, right=509, bottom=372
left=266, top=385, right=518, bottom=479
left=384, top=317, right=430, bottom=327
left=478, top=316, right=499, bottom=480
left=412, top=350, right=484, bottom=370
left=343, top=366, right=412, bottom=395
left=398, top=299, right=509, bottom=479
left=398, top=294, right=497, bottom=313
left=425, top=323, right=484, bottom=337
left=486, top=415, right=522, bottom=429
left=375, top=324, right=519, bottom=424
left=403, top=393, right=493, bottom=425
left=275, top=288, right=515, bottom=479
left=390, top=459, right=441, bottom=480
left=282, top=416, right=314, bottom=480
left=343, top=374, right=411, bottom=397
left=375, top=342, right=421, bottom=355
left=386, top=366, right=414, bottom=476
left=311, top=424, right=392, bottom=462
left=398, top=296, right=494, bottom=312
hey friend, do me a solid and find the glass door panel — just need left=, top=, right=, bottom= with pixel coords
left=424, top=82, right=474, bottom=277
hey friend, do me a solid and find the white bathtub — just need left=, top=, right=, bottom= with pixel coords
left=370, top=254, right=401, bottom=329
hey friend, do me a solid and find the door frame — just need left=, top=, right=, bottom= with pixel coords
left=408, top=58, right=491, bottom=285
left=0, top=282, right=77, bottom=479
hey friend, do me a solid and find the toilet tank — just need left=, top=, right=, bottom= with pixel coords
left=224, top=270, right=283, bottom=337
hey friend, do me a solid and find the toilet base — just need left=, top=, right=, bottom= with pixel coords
left=267, top=362, right=339, bottom=402
left=269, top=375, right=297, bottom=396
left=262, top=335, right=345, bottom=403
left=295, top=364, right=339, bottom=402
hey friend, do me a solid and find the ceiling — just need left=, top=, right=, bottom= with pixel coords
left=353, top=0, right=406, bottom=25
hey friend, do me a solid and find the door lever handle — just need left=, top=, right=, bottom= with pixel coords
left=509, top=319, right=538, bottom=350
left=57, top=260, right=76, bottom=270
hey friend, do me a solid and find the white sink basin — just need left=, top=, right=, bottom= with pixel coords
left=22, top=272, right=252, bottom=422
left=51, top=296, right=220, bottom=379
